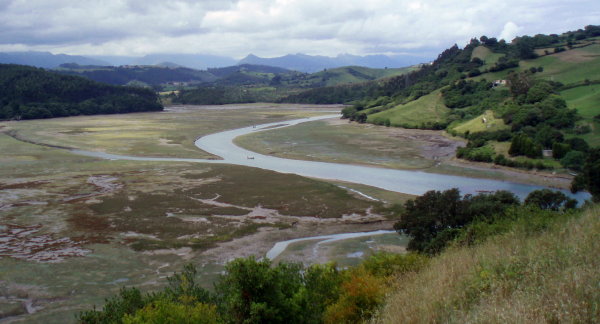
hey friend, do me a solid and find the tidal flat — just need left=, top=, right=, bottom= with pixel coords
left=0, top=104, right=406, bottom=323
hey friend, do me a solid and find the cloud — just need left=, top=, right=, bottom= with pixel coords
left=0, top=0, right=598, bottom=58
left=499, top=22, right=522, bottom=42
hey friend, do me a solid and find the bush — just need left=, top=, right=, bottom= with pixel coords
left=561, top=151, right=586, bottom=171
left=524, top=189, right=577, bottom=210
left=123, top=301, right=221, bottom=324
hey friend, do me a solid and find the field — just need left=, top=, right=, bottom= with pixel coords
left=561, top=84, right=600, bottom=147
left=475, top=43, right=600, bottom=85
left=451, top=110, right=508, bottom=135
left=0, top=104, right=409, bottom=323
left=471, top=45, right=505, bottom=70
left=367, top=89, right=450, bottom=127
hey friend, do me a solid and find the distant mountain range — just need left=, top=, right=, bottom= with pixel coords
left=0, top=51, right=431, bottom=72
left=0, top=52, right=109, bottom=69
left=238, top=53, right=430, bottom=72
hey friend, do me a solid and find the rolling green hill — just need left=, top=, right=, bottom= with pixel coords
left=0, top=64, right=163, bottom=120
left=367, top=89, right=450, bottom=128
left=304, top=66, right=415, bottom=87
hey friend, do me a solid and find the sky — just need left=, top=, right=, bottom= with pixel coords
left=0, top=0, right=599, bottom=59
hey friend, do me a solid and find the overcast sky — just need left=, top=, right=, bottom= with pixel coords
left=0, top=0, right=599, bottom=59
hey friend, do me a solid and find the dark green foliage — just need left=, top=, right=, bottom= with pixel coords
left=176, top=86, right=284, bottom=105
left=393, top=189, right=520, bottom=254
left=77, top=287, right=149, bottom=323
left=571, top=148, right=600, bottom=202
left=164, top=264, right=213, bottom=304
left=535, top=125, right=564, bottom=149
left=0, top=64, right=162, bottom=120
left=565, top=137, right=590, bottom=152
left=442, top=80, right=493, bottom=108
left=456, top=145, right=494, bottom=162
left=524, top=189, right=577, bottom=210
left=214, top=257, right=306, bottom=324
left=77, top=265, right=213, bottom=324
left=561, top=151, right=586, bottom=171
left=58, top=63, right=216, bottom=86
left=552, top=142, right=571, bottom=159
left=509, top=134, right=542, bottom=158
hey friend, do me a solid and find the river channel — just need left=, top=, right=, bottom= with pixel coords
left=73, top=113, right=590, bottom=201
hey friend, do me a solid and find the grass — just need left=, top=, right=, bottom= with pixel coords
left=561, top=83, right=600, bottom=147
left=367, top=89, right=450, bottom=127
left=2, top=104, right=335, bottom=159
left=473, top=44, right=600, bottom=86
left=451, top=110, right=508, bottom=135
left=561, top=84, right=600, bottom=119
left=373, top=205, right=600, bottom=323
left=471, top=46, right=505, bottom=70
left=520, top=44, right=600, bottom=85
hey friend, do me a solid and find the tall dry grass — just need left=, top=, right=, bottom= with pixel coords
left=373, top=205, right=600, bottom=323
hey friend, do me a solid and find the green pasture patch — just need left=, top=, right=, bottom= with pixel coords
left=452, top=110, right=508, bottom=135
left=367, top=89, right=450, bottom=127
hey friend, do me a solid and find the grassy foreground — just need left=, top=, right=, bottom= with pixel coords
left=373, top=204, right=600, bottom=323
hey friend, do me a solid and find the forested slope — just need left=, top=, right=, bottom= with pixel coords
left=0, top=64, right=163, bottom=120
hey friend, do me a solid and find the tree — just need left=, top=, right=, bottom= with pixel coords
left=561, top=151, right=586, bottom=171
left=507, top=71, right=533, bottom=98
left=394, top=189, right=519, bottom=254
left=552, top=142, right=571, bottom=159
left=509, top=134, right=542, bottom=158
left=524, top=189, right=577, bottom=210
left=215, top=257, right=304, bottom=324
left=571, top=148, right=600, bottom=202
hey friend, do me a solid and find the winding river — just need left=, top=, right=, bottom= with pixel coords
left=70, top=113, right=590, bottom=260
left=73, top=113, right=590, bottom=201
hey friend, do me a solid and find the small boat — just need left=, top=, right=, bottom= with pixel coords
left=247, top=156, right=255, bottom=160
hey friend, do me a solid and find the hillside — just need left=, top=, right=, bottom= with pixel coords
left=0, top=64, right=163, bottom=120
left=238, top=53, right=429, bottom=72
left=367, top=89, right=450, bottom=128
left=171, top=65, right=415, bottom=105
left=56, top=63, right=218, bottom=87
left=375, top=204, right=600, bottom=323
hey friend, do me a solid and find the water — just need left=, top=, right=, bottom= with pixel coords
left=265, top=230, right=396, bottom=260
left=72, top=114, right=590, bottom=201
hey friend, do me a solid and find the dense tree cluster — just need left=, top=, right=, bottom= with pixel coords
left=0, top=64, right=163, bottom=120
left=175, top=86, right=285, bottom=105
left=394, top=188, right=577, bottom=254
left=78, top=253, right=427, bottom=324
